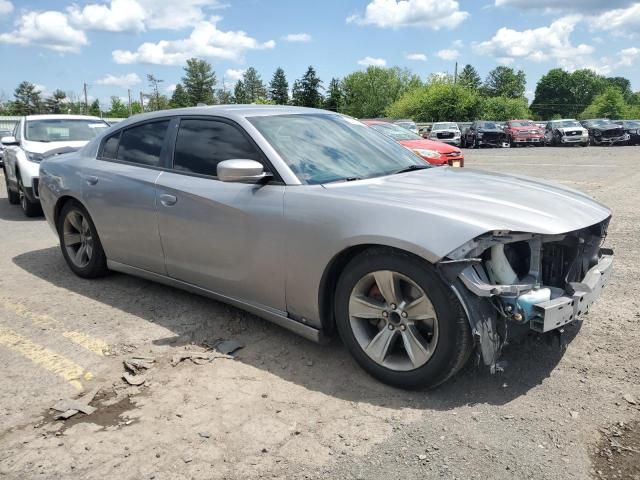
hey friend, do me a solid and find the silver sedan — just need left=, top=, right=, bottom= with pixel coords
left=38, top=106, right=614, bottom=389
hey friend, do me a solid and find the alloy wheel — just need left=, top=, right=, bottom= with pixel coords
left=348, top=270, right=439, bottom=371
left=62, top=210, right=94, bottom=268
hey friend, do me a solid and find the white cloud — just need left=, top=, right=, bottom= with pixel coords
left=224, top=68, right=245, bottom=83
left=0, top=11, right=88, bottom=53
left=95, top=73, right=142, bottom=89
left=112, top=16, right=275, bottom=65
left=474, top=16, right=596, bottom=71
left=0, top=0, right=13, bottom=15
left=494, top=0, right=634, bottom=12
left=283, top=33, right=311, bottom=42
left=67, top=0, right=146, bottom=33
left=347, top=0, right=469, bottom=30
left=436, top=49, right=459, bottom=60
left=165, top=83, right=177, bottom=93
left=406, top=52, right=427, bottom=61
left=587, top=3, right=640, bottom=37
left=357, top=56, right=387, bottom=67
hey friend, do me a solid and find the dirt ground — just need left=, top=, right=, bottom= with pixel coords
left=1, top=145, right=639, bottom=480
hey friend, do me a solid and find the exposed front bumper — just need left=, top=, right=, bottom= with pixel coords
left=561, top=136, right=588, bottom=143
left=597, top=133, right=630, bottom=145
left=529, top=253, right=613, bottom=332
left=512, top=136, right=543, bottom=143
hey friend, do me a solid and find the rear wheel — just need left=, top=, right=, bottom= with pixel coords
left=335, top=249, right=473, bottom=390
left=18, top=177, right=42, bottom=217
left=3, top=169, right=19, bottom=204
left=58, top=201, right=108, bottom=278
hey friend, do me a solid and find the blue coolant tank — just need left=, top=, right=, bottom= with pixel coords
left=517, top=287, right=551, bottom=321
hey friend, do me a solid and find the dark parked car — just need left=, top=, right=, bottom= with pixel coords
left=580, top=119, right=629, bottom=145
left=612, top=120, right=640, bottom=145
left=461, top=121, right=507, bottom=148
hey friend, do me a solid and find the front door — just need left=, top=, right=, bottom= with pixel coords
left=155, top=117, right=286, bottom=311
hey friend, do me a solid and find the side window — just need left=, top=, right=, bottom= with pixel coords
left=14, top=120, right=22, bottom=141
left=172, top=119, right=262, bottom=177
left=117, top=120, right=170, bottom=167
left=101, top=132, right=120, bottom=159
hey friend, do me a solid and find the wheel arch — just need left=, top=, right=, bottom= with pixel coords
left=53, top=195, right=88, bottom=232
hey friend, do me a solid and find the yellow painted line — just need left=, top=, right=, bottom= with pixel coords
left=0, top=300, right=109, bottom=356
left=0, top=327, right=92, bottom=391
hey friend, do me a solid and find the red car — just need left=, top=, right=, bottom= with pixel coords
left=504, top=120, right=544, bottom=147
left=362, top=120, right=464, bottom=167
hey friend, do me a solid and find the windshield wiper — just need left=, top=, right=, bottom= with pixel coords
left=392, top=164, right=430, bottom=175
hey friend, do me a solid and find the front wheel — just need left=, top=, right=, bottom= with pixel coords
left=18, top=177, right=42, bottom=217
left=57, top=201, right=109, bottom=278
left=334, top=249, right=473, bottom=389
left=3, top=169, right=19, bottom=204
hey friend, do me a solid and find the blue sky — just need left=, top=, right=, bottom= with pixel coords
left=0, top=0, right=638, bottom=108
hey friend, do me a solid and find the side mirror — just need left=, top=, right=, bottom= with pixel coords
left=1, top=136, right=18, bottom=146
left=217, top=159, right=269, bottom=183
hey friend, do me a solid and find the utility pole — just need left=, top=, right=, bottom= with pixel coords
left=83, top=82, right=89, bottom=114
left=139, top=92, right=144, bottom=113
left=454, top=62, right=458, bottom=85
left=128, top=89, right=132, bottom=116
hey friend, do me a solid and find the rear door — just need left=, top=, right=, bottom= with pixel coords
left=155, top=116, right=286, bottom=311
left=81, top=118, right=173, bottom=274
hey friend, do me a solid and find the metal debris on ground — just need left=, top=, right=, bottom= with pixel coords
left=206, top=338, right=244, bottom=356
left=122, top=373, right=147, bottom=386
left=123, top=357, right=155, bottom=374
left=51, top=387, right=100, bottom=420
left=171, top=350, right=233, bottom=367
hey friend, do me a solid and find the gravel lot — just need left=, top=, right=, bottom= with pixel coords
left=1, top=145, right=639, bottom=480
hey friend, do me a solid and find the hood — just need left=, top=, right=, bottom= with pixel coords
left=477, top=128, right=504, bottom=134
left=509, top=125, right=540, bottom=132
left=22, top=139, right=90, bottom=154
left=324, top=167, right=610, bottom=239
left=398, top=138, right=459, bottom=153
left=590, top=124, right=622, bottom=132
left=556, top=126, right=586, bottom=133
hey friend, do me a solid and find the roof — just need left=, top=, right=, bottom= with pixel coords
left=25, top=114, right=105, bottom=121
left=360, top=119, right=390, bottom=125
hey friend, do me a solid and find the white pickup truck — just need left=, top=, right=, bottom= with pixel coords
left=1, top=115, right=109, bottom=216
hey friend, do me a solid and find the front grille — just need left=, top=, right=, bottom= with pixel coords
left=437, top=132, right=454, bottom=139
left=565, top=130, right=580, bottom=136
left=602, top=128, right=624, bottom=139
left=445, top=152, right=461, bottom=157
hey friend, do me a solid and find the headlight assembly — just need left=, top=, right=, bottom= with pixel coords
left=413, top=148, right=441, bottom=159
left=25, top=151, right=45, bottom=163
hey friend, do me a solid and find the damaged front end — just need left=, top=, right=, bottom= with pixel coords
left=439, top=218, right=613, bottom=371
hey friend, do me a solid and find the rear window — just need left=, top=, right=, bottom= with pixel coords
left=116, top=121, right=169, bottom=167
left=25, top=119, right=108, bottom=142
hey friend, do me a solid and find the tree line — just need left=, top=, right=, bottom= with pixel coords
left=1, top=58, right=638, bottom=121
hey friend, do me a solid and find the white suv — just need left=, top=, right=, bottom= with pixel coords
left=1, top=115, right=109, bottom=216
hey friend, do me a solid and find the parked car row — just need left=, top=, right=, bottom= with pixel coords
left=415, top=118, right=639, bottom=148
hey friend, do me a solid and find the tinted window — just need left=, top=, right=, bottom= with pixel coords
left=117, top=121, right=169, bottom=167
left=173, top=119, right=262, bottom=177
left=101, top=132, right=120, bottom=159
left=25, top=119, right=108, bottom=142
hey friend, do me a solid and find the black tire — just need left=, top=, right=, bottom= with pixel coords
left=473, top=137, right=479, bottom=149
left=508, top=136, right=515, bottom=148
left=18, top=177, right=42, bottom=217
left=57, top=200, right=109, bottom=278
left=334, top=248, right=473, bottom=390
left=460, top=136, right=467, bottom=148
left=3, top=168, right=19, bottom=204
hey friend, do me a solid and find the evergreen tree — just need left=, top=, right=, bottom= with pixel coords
left=269, top=67, right=289, bottom=105
left=146, top=74, right=166, bottom=111
left=12, top=81, right=42, bottom=115
left=216, top=88, right=233, bottom=104
left=291, top=79, right=304, bottom=106
left=242, top=67, right=267, bottom=103
left=457, top=64, right=481, bottom=90
left=169, top=84, right=190, bottom=108
left=298, top=66, right=323, bottom=108
left=181, top=58, right=216, bottom=105
left=324, top=78, right=343, bottom=112
left=234, top=80, right=247, bottom=104
left=89, top=98, right=101, bottom=116
left=44, top=89, right=67, bottom=114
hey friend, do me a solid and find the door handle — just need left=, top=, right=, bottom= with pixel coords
left=159, top=193, right=178, bottom=206
left=86, top=175, right=99, bottom=185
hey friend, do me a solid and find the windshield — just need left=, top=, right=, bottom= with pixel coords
left=590, top=119, right=611, bottom=126
left=25, top=119, right=109, bottom=142
left=395, top=121, right=417, bottom=130
left=369, top=123, right=422, bottom=141
left=510, top=121, right=534, bottom=127
left=478, top=122, right=499, bottom=129
left=552, top=120, right=582, bottom=128
left=249, top=114, right=428, bottom=185
left=625, top=120, right=640, bottom=128
left=433, top=123, right=459, bottom=130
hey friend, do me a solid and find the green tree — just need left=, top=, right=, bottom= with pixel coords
left=291, top=79, right=304, bottom=106
left=89, top=98, right=101, bottom=116
left=386, top=83, right=482, bottom=122
left=457, top=64, right=481, bottom=90
left=605, top=76, right=632, bottom=100
left=169, top=84, right=190, bottom=108
left=568, top=69, right=607, bottom=114
left=130, top=101, right=143, bottom=115
left=580, top=86, right=629, bottom=119
left=269, top=67, right=289, bottom=105
left=233, top=80, right=247, bottom=104
left=481, top=96, right=531, bottom=120
left=146, top=74, right=167, bottom=111
left=44, top=89, right=68, bottom=114
left=242, top=67, right=267, bottom=103
left=107, top=96, right=129, bottom=118
left=531, top=68, right=572, bottom=118
left=342, top=66, right=422, bottom=118
left=324, top=78, right=343, bottom=112
left=12, top=81, right=42, bottom=115
left=217, top=88, right=233, bottom=104
left=482, top=66, right=526, bottom=98
left=182, top=58, right=216, bottom=105
left=296, top=66, right=323, bottom=108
